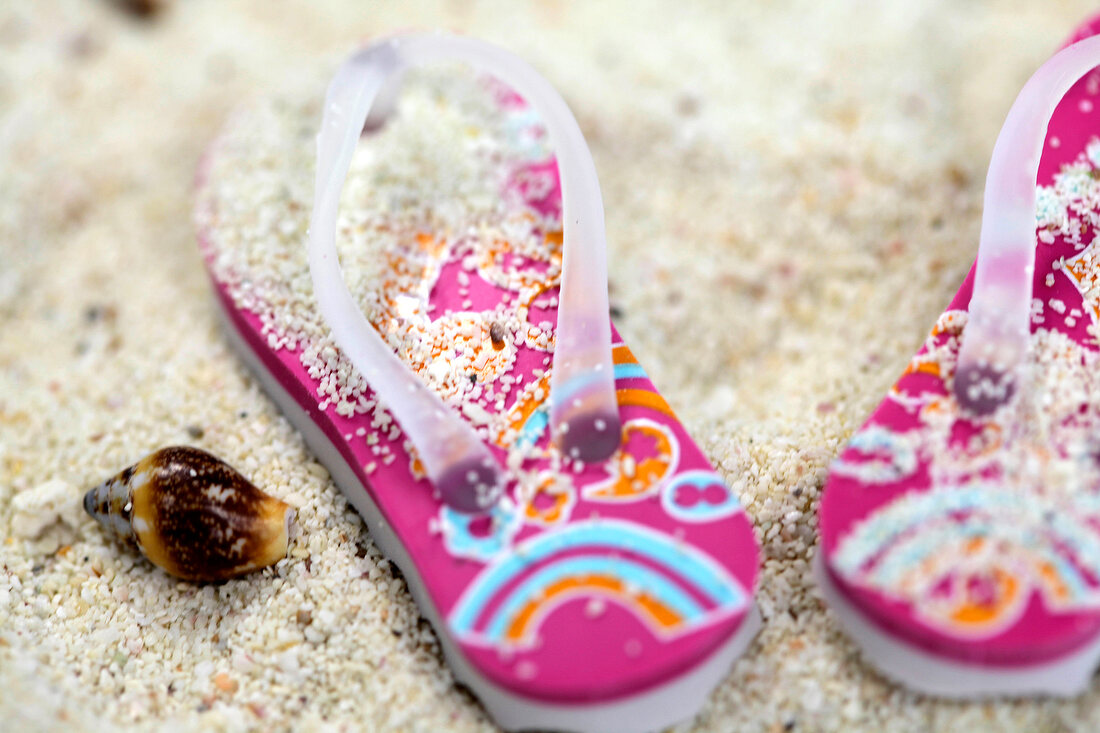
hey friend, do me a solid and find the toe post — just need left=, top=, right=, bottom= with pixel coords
left=436, top=457, right=506, bottom=514
left=952, top=362, right=1016, bottom=417
left=555, top=407, right=623, bottom=464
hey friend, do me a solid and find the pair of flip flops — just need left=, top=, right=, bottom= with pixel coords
left=195, top=14, right=1100, bottom=733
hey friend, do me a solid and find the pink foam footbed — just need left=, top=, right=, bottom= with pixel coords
left=196, top=82, right=760, bottom=706
left=820, top=12, right=1100, bottom=668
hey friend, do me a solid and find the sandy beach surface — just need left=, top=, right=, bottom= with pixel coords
left=4, top=1, right=1100, bottom=730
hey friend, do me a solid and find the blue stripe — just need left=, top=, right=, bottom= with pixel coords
left=515, top=407, right=548, bottom=449
left=614, top=363, right=647, bottom=381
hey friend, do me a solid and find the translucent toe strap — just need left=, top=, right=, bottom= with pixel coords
left=308, top=34, right=620, bottom=512
left=955, top=35, right=1100, bottom=415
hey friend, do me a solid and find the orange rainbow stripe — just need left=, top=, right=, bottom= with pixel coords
left=505, top=574, right=683, bottom=643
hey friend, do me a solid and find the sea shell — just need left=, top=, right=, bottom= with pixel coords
left=84, top=446, right=294, bottom=582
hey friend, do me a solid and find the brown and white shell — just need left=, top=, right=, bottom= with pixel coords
left=83, top=446, right=293, bottom=582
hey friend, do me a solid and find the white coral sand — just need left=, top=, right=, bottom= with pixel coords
left=3, top=1, right=1100, bottom=731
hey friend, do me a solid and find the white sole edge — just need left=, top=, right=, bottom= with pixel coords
left=217, top=305, right=762, bottom=733
left=813, top=554, right=1100, bottom=698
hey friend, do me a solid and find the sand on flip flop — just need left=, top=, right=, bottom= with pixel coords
left=3, top=1, right=1100, bottom=731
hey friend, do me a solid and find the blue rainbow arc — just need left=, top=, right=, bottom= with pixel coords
left=448, top=520, right=747, bottom=646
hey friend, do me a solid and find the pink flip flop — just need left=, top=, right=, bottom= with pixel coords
left=195, top=34, right=759, bottom=732
left=818, top=15, right=1100, bottom=697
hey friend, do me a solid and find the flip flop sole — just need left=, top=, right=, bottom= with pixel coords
left=820, top=12, right=1100, bottom=688
left=196, top=64, right=760, bottom=730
